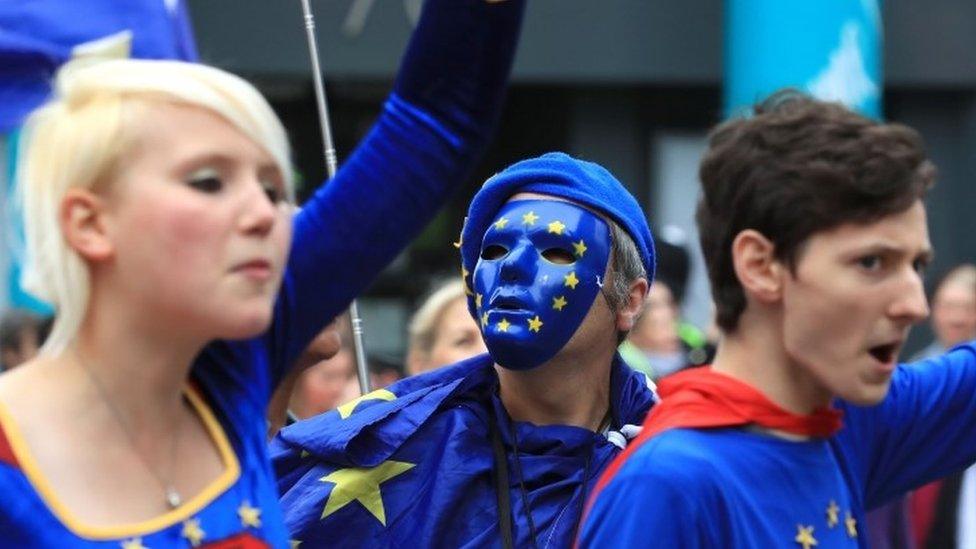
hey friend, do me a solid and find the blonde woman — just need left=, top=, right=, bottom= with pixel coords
left=405, top=279, right=487, bottom=375
left=0, top=0, right=524, bottom=544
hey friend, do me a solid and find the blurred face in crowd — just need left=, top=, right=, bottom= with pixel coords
left=424, top=297, right=487, bottom=371
left=290, top=322, right=353, bottom=419
left=931, top=280, right=976, bottom=347
left=629, top=281, right=680, bottom=353
left=778, top=201, right=932, bottom=406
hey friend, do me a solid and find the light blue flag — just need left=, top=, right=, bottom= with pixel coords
left=725, top=0, right=882, bottom=118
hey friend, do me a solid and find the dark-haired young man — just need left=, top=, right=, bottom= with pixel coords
left=580, top=93, right=976, bottom=548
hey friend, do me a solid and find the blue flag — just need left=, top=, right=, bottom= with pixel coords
left=272, top=354, right=657, bottom=548
left=0, top=0, right=198, bottom=132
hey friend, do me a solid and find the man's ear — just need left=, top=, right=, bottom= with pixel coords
left=60, top=188, right=114, bottom=262
left=731, top=229, right=784, bottom=304
left=615, top=277, right=650, bottom=332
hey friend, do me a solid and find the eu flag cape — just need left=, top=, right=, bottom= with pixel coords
left=272, top=354, right=657, bottom=548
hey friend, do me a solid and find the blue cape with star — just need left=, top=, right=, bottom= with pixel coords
left=271, top=354, right=657, bottom=548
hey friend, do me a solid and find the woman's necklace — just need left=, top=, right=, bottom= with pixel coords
left=76, top=352, right=184, bottom=510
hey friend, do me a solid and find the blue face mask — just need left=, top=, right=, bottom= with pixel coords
left=472, top=199, right=612, bottom=370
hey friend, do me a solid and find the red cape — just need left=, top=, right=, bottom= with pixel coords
left=585, top=366, right=842, bottom=520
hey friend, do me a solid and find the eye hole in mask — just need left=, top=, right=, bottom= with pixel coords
left=481, top=245, right=508, bottom=260
left=541, top=248, right=575, bottom=265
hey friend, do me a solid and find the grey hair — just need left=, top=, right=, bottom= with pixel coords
left=604, top=220, right=647, bottom=341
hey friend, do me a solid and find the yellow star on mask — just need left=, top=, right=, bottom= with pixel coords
left=337, top=389, right=396, bottom=419
left=481, top=312, right=489, bottom=328
left=493, top=217, right=509, bottom=229
left=563, top=272, right=579, bottom=289
left=120, top=539, right=147, bottom=549
left=320, top=460, right=416, bottom=526
left=528, top=316, right=543, bottom=333
left=497, top=318, right=511, bottom=332
left=794, top=525, right=817, bottom=549
left=522, top=211, right=539, bottom=225
left=181, top=518, right=206, bottom=547
left=826, top=500, right=840, bottom=528
left=552, top=296, right=568, bottom=311
left=238, top=501, right=262, bottom=528
left=476, top=293, right=483, bottom=308
left=845, top=512, right=857, bottom=538
left=547, top=220, right=566, bottom=235
left=572, top=239, right=587, bottom=257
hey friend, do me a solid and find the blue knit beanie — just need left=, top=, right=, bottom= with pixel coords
left=459, top=152, right=656, bottom=299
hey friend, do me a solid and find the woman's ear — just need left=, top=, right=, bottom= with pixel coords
left=60, top=188, right=114, bottom=262
left=615, top=277, right=650, bottom=332
left=731, top=229, right=784, bottom=304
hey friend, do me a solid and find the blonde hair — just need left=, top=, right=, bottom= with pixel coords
left=936, top=264, right=976, bottom=299
left=16, top=58, right=293, bottom=355
left=407, top=279, right=468, bottom=360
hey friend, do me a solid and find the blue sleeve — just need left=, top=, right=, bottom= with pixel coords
left=838, top=342, right=976, bottom=507
left=579, top=443, right=719, bottom=548
left=261, top=0, right=525, bottom=394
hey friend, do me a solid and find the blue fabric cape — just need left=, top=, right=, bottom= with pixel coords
left=273, top=354, right=656, bottom=548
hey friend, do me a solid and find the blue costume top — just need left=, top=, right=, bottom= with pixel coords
left=272, top=354, right=656, bottom=548
left=0, top=0, right=525, bottom=545
left=580, top=342, right=976, bottom=549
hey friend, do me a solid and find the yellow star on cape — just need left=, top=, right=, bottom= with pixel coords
left=120, top=539, right=147, bottom=549
left=337, top=389, right=396, bottom=419
left=528, top=316, right=543, bottom=333
left=497, top=318, right=511, bottom=332
left=572, top=239, right=587, bottom=257
left=290, top=541, right=302, bottom=549
left=845, top=512, right=857, bottom=538
left=493, top=217, right=509, bottom=229
left=826, top=500, right=840, bottom=528
left=476, top=293, right=483, bottom=308
left=238, top=501, right=262, bottom=528
left=481, top=312, right=489, bottom=328
left=547, top=220, right=566, bottom=235
left=794, top=525, right=817, bottom=549
left=563, top=271, right=579, bottom=289
left=320, top=460, right=416, bottom=525
left=552, top=296, right=568, bottom=311
left=181, top=518, right=206, bottom=547
left=301, top=450, right=310, bottom=459
left=453, top=235, right=462, bottom=249
left=521, top=211, right=539, bottom=225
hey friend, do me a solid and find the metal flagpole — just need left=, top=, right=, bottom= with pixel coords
left=299, top=0, right=372, bottom=394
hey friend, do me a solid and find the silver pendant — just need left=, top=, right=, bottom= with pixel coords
left=165, top=486, right=182, bottom=509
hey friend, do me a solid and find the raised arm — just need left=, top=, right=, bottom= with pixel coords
left=267, top=0, right=526, bottom=388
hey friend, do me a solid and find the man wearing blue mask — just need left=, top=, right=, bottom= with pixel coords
left=271, top=152, right=657, bottom=548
